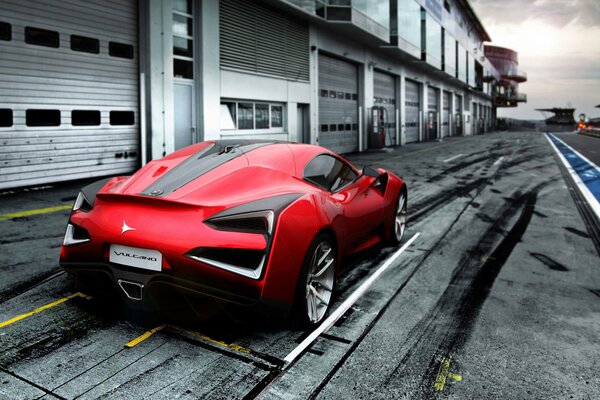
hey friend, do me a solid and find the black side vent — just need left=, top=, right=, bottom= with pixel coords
left=206, top=217, right=268, bottom=235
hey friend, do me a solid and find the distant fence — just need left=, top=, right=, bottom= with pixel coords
left=579, top=127, right=600, bottom=138
left=496, top=118, right=537, bottom=131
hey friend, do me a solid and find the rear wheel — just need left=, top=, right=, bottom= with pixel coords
left=293, top=233, right=336, bottom=328
left=389, top=190, right=407, bottom=245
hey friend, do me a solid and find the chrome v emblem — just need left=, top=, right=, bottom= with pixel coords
left=121, top=221, right=136, bottom=235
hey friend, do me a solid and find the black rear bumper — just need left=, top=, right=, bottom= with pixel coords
left=60, top=261, right=261, bottom=307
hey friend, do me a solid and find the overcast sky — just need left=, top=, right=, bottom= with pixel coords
left=470, top=0, right=600, bottom=120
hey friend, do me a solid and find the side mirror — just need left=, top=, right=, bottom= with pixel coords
left=362, top=165, right=381, bottom=178
left=362, top=166, right=388, bottom=195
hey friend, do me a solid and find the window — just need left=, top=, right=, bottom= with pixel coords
left=25, top=27, right=59, bottom=48
left=444, top=0, right=451, bottom=12
left=108, top=42, right=134, bottom=59
left=422, top=11, right=442, bottom=69
left=26, top=109, right=60, bottom=126
left=0, top=109, right=12, bottom=127
left=0, top=22, right=11, bottom=41
left=320, top=89, right=328, bottom=97
left=174, top=0, right=192, bottom=14
left=109, top=111, right=134, bottom=125
left=71, top=35, right=99, bottom=54
left=255, top=104, right=269, bottom=129
left=72, top=110, right=100, bottom=126
left=238, top=103, right=254, bottom=130
left=320, top=124, right=329, bottom=132
left=174, top=59, right=193, bottom=79
left=304, top=154, right=359, bottom=192
left=271, top=105, right=283, bottom=128
left=173, top=3, right=193, bottom=79
left=219, top=101, right=285, bottom=132
left=396, top=0, right=421, bottom=58
left=220, top=103, right=236, bottom=130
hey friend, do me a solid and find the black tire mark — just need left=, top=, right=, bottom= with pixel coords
left=530, top=252, right=569, bottom=271
left=427, top=155, right=494, bottom=183
left=410, top=178, right=489, bottom=224
left=0, top=269, right=65, bottom=305
left=380, top=189, right=540, bottom=398
left=418, top=191, right=538, bottom=396
left=563, top=226, right=591, bottom=239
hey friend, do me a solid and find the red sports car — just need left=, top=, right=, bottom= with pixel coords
left=60, top=140, right=407, bottom=326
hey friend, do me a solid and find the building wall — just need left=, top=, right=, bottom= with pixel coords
left=140, top=0, right=494, bottom=159
left=0, top=0, right=499, bottom=189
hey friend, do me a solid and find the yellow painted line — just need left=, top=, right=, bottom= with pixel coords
left=184, top=329, right=252, bottom=354
left=125, top=325, right=166, bottom=348
left=434, top=356, right=462, bottom=391
left=0, top=292, right=89, bottom=328
left=0, top=204, right=72, bottom=221
left=447, top=372, right=462, bottom=382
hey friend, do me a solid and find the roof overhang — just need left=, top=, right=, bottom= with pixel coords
left=455, top=0, right=492, bottom=42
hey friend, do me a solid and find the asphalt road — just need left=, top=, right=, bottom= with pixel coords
left=1, top=131, right=599, bottom=399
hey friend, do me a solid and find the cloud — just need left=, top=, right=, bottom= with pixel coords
left=471, top=0, right=600, bottom=28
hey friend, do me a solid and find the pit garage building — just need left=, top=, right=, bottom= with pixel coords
left=0, top=0, right=514, bottom=189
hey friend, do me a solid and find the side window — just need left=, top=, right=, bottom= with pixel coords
left=0, top=22, right=11, bottom=41
left=71, top=35, right=99, bottom=54
left=304, top=154, right=358, bottom=192
left=25, top=27, right=59, bottom=48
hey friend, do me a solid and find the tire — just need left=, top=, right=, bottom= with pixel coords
left=292, top=233, right=337, bottom=328
left=388, top=189, right=407, bottom=246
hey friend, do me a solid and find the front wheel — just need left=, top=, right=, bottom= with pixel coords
left=292, top=234, right=336, bottom=328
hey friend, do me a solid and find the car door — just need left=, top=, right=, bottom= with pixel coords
left=304, top=154, right=384, bottom=253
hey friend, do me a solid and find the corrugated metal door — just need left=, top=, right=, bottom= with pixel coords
left=455, top=94, right=463, bottom=136
left=220, top=0, right=309, bottom=82
left=0, top=0, right=138, bottom=190
left=442, top=91, right=451, bottom=137
left=426, top=86, right=439, bottom=141
left=404, top=79, right=420, bottom=143
left=318, top=54, right=358, bottom=154
left=373, top=71, right=396, bottom=147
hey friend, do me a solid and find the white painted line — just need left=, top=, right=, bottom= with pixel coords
left=545, top=133, right=600, bottom=219
left=283, top=232, right=420, bottom=366
left=443, top=154, right=464, bottom=163
left=548, top=133, right=600, bottom=174
left=493, top=156, right=504, bottom=166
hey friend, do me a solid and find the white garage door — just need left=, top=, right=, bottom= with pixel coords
left=318, top=54, right=359, bottom=154
left=0, top=0, right=139, bottom=190
left=374, top=71, right=397, bottom=147
left=442, top=91, right=451, bottom=137
left=404, top=79, right=420, bottom=144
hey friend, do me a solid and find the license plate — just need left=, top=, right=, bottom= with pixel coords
left=109, top=244, right=162, bottom=271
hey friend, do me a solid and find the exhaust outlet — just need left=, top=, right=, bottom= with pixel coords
left=118, top=279, right=144, bottom=301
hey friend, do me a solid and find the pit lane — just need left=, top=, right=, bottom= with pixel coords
left=1, top=131, right=599, bottom=399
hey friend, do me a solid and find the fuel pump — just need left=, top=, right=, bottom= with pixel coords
left=370, top=106, right=390, bottom=149
left=426, top=111, right=437, bottom=140
left=455, top=112, right=462, bottom=135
